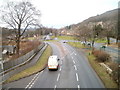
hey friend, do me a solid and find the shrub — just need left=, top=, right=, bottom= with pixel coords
left=109, top=62, right=119, bottom=83
left=92, top=50, right=110, bottom=62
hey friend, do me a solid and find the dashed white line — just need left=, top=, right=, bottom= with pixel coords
left=76, top=73, right=79, bottom=81
left=57, top=73, right=60, bottom=81
left=59, top=67, right=62, bottom=71
left=78, top=85, right=80, bottom=89
left=72, top=57, right=73, bottom=59
left=54, top=85, right=57, bottom=89
left=75, top=53, right=77, bottom=55
left=74, top=65, right=77, bottom=70
left=73, top=60, right=75, bottom=64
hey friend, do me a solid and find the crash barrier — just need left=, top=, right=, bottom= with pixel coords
left=0, top=43, right=47, bottom=83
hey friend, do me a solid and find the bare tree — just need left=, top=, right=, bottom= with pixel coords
left=102, top=21, right=114, bottom=45
left=1, top=1, right=41, bottom=54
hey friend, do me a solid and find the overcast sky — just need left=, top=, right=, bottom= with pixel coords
left=0, top=0, right=119, bottom=29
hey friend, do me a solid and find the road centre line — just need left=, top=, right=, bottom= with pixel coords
left=73, top=60, right=75, bottom=64
left=57, top=73, right=60, bottom=81
left=54, top=85, right=57, bottom=89
left=59, top=66, right=62, bottom=71
left=78, top=85, right=80, bottom=89
left=72, top=56, right=73, bottom=59
left=74, top=65, right=77, bottom=70
left=76, top=73, right=79, bottom=81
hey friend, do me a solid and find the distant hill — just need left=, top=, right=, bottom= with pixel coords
left=80, top=8, right=117, bottom=24
left=64, top=8, right=118, bottom=31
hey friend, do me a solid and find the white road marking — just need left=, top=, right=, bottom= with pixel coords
left=59, top=67, right=62, bottom=71
left=25, top=71, right=43, bottom=89
left=72, top=57, right=73, bottom=59
left=74, top=65, right=77, bottom=70
left=75, top=53, right=77, bottom=55
left=78, top=85, right=80, bottom=89
left=54, top=85, right=57, bottom=89
left=29, top=75, right=39, bottom=88
left=57, top=73, right=60, bottom=81
left=25, top=73, right=39, bottom=89
left=76, top=73, right=79, bottom=81
left=70, top=52, right=74, bottom=55
left=73, top=60, right=75, bottom=64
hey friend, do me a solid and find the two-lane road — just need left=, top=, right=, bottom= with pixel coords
left=3, top=42, right=105, bottom=89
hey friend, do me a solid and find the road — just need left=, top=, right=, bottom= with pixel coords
left=3, top=42, right=104, bottom=89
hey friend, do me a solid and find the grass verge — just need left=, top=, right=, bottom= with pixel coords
left=68, top=42, right=87, bottom=48
left=87, top=53, right=118, bottom=88
left=68, top=42, right=118, bottom=88
left=95, top=38, right=107, bottom=43
left=51, top=35, right=75, bottom=40
left=5, top=45, right=52, bottom=83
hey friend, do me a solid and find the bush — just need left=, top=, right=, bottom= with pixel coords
left=109, top=62, right=119, bottom=83
left=92, top=50, right=110, bottom=62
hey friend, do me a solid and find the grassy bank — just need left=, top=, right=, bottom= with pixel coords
left=51, top=36, right=75, bottom=40
left=5, top=45, right=52, bottom=83
left=68, top=42, right=118, bottom=88
left=87, top=54, right=117, bottom=88
left=68, top=42, right=86, bottom=48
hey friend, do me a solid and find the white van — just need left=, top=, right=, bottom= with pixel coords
left=48, top=55, right=59, bottom=70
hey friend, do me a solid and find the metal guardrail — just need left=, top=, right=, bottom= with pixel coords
left=0, top=43, right=47, bottom=84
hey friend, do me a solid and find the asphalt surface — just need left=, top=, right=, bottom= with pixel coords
left=3, top=42, right=105, bottom=89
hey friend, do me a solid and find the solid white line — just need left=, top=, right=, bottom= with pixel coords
left=57, top=73, right=60, bottom=81
left=73, top=60, right=75, bottom=64
left=74, top=65, right=77, bottom=70
left=76, top=73, right=79, bottom=81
